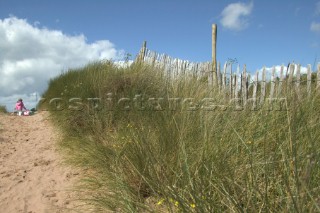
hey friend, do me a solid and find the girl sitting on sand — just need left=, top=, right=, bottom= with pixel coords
left=15, top=98, right=27, bottom=115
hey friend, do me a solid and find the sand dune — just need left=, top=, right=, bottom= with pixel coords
left=0, top=112, right=91, bottom=213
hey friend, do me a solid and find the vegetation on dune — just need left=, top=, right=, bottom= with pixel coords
left=0, top=105, right=8, bottom=113
left=40, top=60, right=320, bottom=212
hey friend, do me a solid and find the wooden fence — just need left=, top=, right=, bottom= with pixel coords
left=136, top=44, right=320, bottom=107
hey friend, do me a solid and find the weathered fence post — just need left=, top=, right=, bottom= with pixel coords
left=307, top=64, right=312, bottom=97
left=137, top=41, right=147, bottom=63
left=277, top=65, right=284, bottom=97
left=296, top=64, right=301, bottom=98
left=217, top=61, right=222, bottom=91
left=288, top=63, right=295, bottom=93
left=252, top=70, right=259, bottom=109
left=234, top=73, right=238, bottom=100
left=242, top=65, right=247, bottom=104
left=260, top=67, right=266, bottom=105
left=222, top=62, right=227, bottom=101
left=212, top=24, right=218, bottom=89
left=270, top=66, right=275, bottom=100
left=229, top=64, right=233, bottom=99
left=247, top=73, right=251, bottom=95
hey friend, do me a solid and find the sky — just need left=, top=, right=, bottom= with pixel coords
left=0, top=0, right=320, bottom=111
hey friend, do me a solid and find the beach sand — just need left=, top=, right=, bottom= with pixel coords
left=0, top=112, right=91, bottom=213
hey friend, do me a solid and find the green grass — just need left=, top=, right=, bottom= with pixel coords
left=0, top=105, right=8, bottom=113
left=40, top=60, right=320, bottom=212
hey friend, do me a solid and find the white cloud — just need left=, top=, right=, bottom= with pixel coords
left=263, top=65, right=308, bottom=76
left=253, top=64, right=308, bottom=82
left=311, top=21, right=320, bottom=32
left=114, top=60, right=134, bottom=68
left=0, top=16, right=124, bottom=111
left=220, top=1, right=254, bottom=31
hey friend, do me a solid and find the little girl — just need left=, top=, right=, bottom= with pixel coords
left=15, top=98, right=27, bottom=115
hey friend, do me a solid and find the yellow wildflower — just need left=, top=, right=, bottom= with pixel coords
left=157, top=198, right=165, bottom=205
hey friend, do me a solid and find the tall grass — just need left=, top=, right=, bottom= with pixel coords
left=0, top=105, right=7, bottom=113
left=40, top=61, right=320, bottom=212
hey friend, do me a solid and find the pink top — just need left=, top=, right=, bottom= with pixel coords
left=15, top=101, right=26, bottom=111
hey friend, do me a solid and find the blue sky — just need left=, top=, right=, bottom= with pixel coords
left=0, top=0, right=320, bottom=110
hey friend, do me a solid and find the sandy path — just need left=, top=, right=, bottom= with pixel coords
left=0, top=112, right=91, bottom=213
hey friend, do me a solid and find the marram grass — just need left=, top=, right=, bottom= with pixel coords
left=40, top=61, right=320, bottom=212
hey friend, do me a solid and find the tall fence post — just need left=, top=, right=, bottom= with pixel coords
left=212, top=24, right=218, bottom=90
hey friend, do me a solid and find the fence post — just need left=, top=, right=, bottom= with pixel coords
left=242, top=65, right=247, bottom=103
left=306, top=64, right=311, bottom=98
left=229, top=64, right=233, bottom=99
left=234, top=73, right=238, bottom=100
left=222, top=62, right=227, bottom=101
left=137, top=41, right=147, bottom=63
left=252, top=70, right=259, bottom=109
left=270, top=66, right=275, bottom=100
left=247, top=73, right=251, bottom=95
left=260, top=67, right=266, bottom=105
left=212, top=24, right=218, bottom=89
left=288, top=63, right=295, bottom=93
left=217, top=61, right=222, bottom=91
left=296, top=64, right=301, bottom=98
left=278, top=65, right=284, bottom=97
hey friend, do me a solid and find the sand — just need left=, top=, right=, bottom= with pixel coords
left=0, top=112, right=92, bottom=213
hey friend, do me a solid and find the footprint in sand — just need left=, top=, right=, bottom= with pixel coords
left=0, top=112, right=91, bottom=213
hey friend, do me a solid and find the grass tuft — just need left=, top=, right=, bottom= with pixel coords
left=0, top=105, right=8, bottom=113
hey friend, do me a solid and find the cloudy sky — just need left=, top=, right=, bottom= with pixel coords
left=0, top=0, right=319, bottom=110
